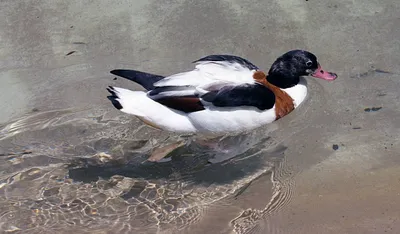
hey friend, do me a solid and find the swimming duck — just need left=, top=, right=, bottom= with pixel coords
left=107, top=50, right=337, bottom=134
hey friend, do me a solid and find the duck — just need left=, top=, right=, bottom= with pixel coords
left=107, top=50, right=337, bottom=134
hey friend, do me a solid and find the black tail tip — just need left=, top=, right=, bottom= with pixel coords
left=107, top=96, right=123, bottom=110
left=110, top=69, right=131, bottom=77
left=110, top=70, right=120, bottom=76
left=106, top=86, right=123, bottom=110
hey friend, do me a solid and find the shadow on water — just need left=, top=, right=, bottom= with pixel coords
left=0, top=109, right=287, bottom=233
left=67, top=134, right=286, bottom=186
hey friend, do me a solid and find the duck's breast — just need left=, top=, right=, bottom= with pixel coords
left=187, top=106, right=276, bottom=133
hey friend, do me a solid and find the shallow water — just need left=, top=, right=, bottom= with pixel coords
left=1, top=0, right=400, bottom=233
left=0, top=78, right=324, bottom=233
left=0, top=108, right=284, bottom=233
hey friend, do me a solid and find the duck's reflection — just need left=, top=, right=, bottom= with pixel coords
left=68, top=131, right=286, bottom=187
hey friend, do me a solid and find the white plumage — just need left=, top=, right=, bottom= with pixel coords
left=110, top=87, right=198, bottom=132
left=154, top=60, right=256, bottom=87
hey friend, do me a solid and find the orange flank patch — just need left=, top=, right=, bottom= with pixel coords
left=253, top=71, right=294, bottom=120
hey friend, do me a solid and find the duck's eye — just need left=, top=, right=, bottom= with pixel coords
left=306, top=61, right=313, bottom=67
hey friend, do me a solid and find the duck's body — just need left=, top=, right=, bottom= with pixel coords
left=107, top=50, right=337, bottom=134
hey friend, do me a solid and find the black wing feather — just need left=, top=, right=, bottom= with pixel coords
left=110, top=69, right=165, bottom=90
left=201, top=84, right=275, bottom=110
left=194, top=55, right=259, bottom=70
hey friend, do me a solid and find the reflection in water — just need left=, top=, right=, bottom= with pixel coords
left=0, top=109, right=290, bottom=233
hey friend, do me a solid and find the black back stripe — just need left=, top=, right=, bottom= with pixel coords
left=193, top=55, right=259, bottom=71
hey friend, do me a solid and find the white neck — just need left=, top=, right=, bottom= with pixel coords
left=282, top=77, right=308, bottom=108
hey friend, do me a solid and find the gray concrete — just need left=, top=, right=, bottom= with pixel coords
left=0, top=0, right=400, bottom=233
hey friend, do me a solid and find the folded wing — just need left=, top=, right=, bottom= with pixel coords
left=153, top=55, right=260, bottom=87
left=148, top=83, right=275, bottom=113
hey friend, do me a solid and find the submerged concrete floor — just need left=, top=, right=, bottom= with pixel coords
left=0, top=0, right=400, bottom=233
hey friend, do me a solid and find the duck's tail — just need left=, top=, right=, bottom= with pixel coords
left=110, top=69, right=164, bottom=90
left=106, top=86, right=196, bottom=132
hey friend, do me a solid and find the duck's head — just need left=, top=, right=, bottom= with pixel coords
left=267, top=50, right=337, bottom=88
